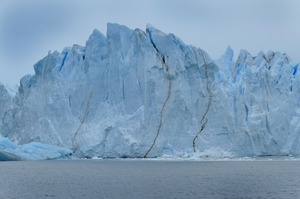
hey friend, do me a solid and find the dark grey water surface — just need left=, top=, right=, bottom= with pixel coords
left=1, top=159, right=300, bottom=199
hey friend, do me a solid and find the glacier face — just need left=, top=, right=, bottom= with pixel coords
left=1, top=23, right=300, bottom=158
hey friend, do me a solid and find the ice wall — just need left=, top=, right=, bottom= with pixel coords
left=1, top=23, right=300, bottom=158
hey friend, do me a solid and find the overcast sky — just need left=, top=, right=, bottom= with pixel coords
left=0, top=0, right=300, bottom=86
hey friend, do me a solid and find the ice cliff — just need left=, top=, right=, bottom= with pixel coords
left=1, top=23, right=300, bottom=158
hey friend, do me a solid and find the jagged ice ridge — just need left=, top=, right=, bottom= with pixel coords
left=1, top=23, right=300, bottom=159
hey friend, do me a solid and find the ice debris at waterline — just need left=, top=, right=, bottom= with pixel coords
left=1, top=23, right=300, bottom=159
left=0, top=138, right=72, bottom=161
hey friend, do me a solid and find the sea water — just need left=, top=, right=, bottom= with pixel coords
left=1, top=159, right=300, bottom=199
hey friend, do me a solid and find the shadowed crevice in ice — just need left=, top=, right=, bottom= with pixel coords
left=72, top=92, right=92, bottom=154
left=192, top=50, right=213, bottom=153
left=144, top=57, right=172, bottom=158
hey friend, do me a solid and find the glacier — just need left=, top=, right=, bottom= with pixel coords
left=1, top=23, right=300, bottom=159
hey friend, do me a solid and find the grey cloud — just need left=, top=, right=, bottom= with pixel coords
left=0, top=1, right=78, bottom=60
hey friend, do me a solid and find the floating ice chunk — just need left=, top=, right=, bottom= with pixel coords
left=20, top=142, right=72, bottom=160
left=0, top=137, right=72, bottom=161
